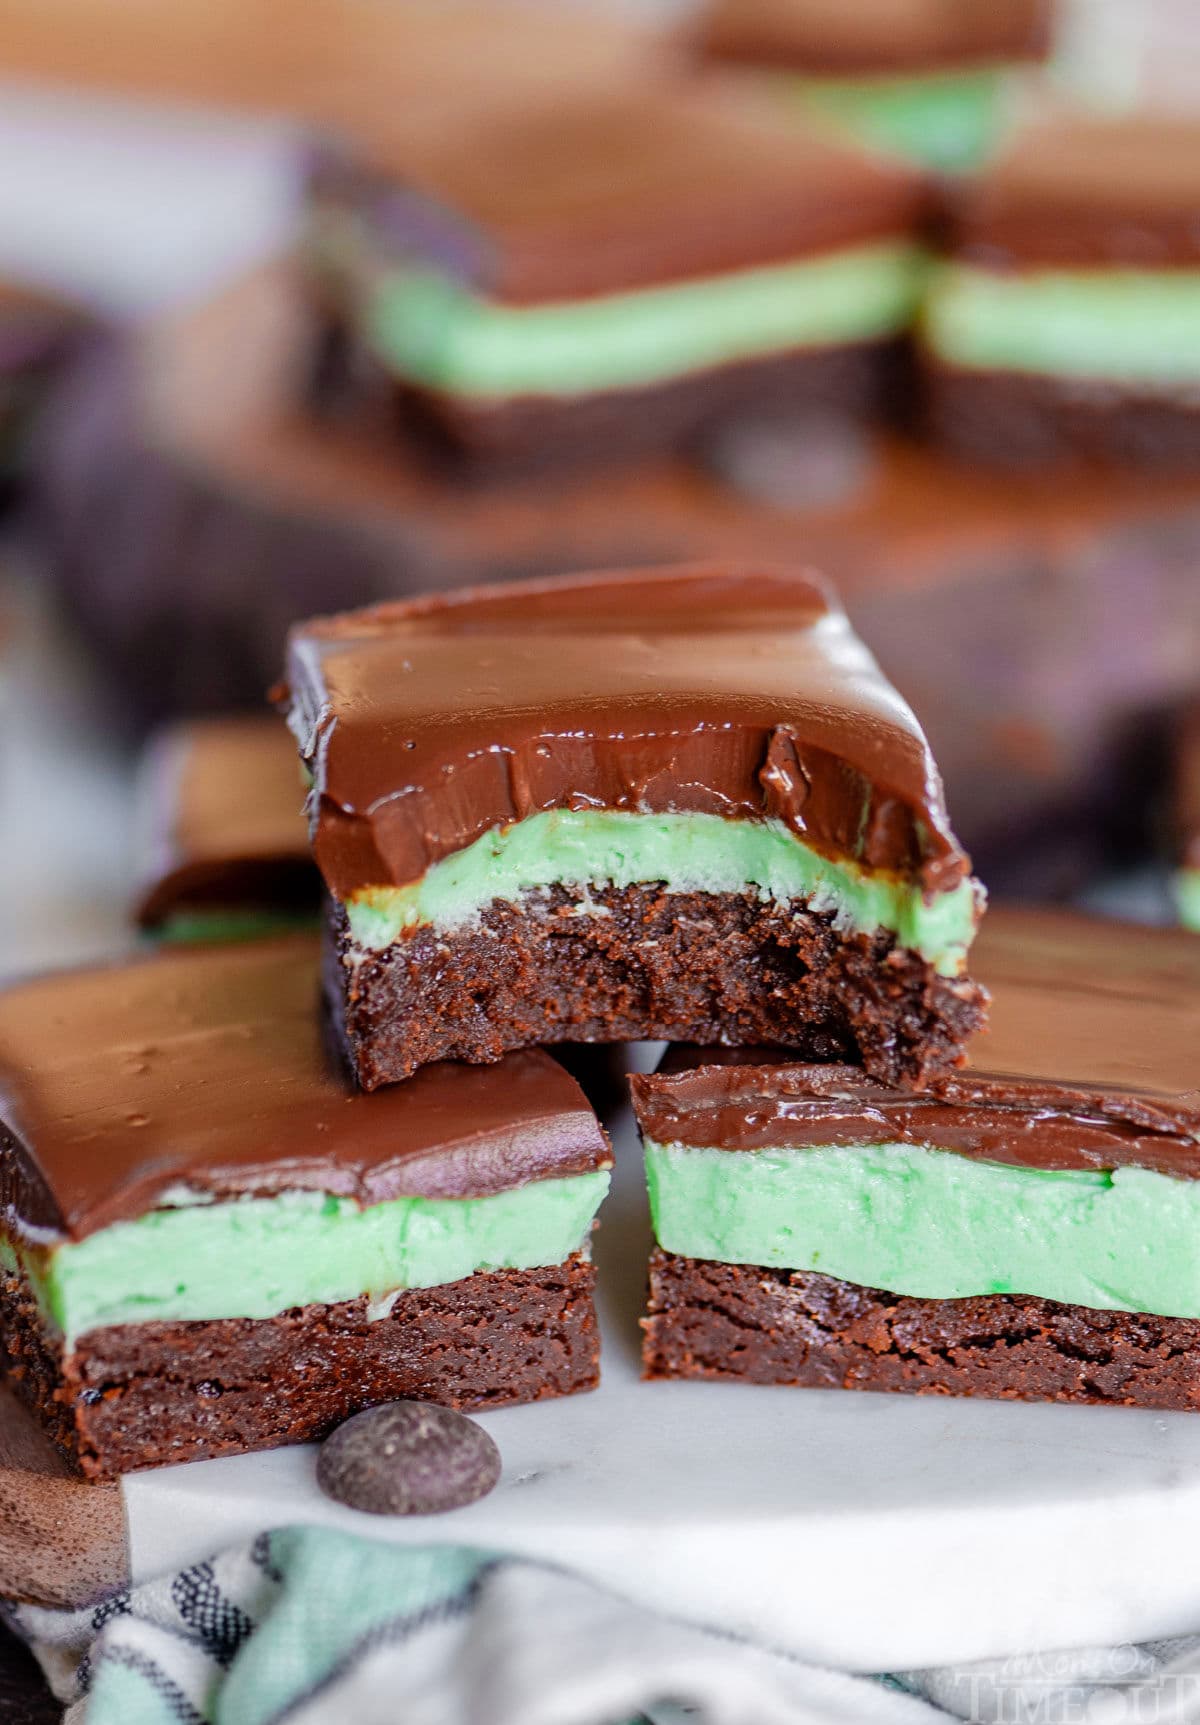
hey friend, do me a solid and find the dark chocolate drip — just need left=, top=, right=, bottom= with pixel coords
left=285, top=565, right=974, bottom=901
left=0, top=936, right=610, bottom=1242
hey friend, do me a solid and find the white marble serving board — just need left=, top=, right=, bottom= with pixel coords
left=124, top=1110, right=1200, bottom=1674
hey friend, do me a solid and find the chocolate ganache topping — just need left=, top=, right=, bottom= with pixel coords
left=634, top=906, right=1200, bottom=1178
left=946, top=118, right=1200, bottom=271
left=696, top=0, right=1050, bottom=78
left=332, top=87, right=925, bottom=304
left=283, top=565, right=975, bottom=903
left=0, top=936, right=610, bottom=1241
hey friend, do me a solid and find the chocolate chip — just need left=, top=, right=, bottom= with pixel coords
left=316, top=1401, right=501, bottom=1516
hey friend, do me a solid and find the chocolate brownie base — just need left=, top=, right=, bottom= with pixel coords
left=1, top=1256, right=598, bottom=1479
left=925, top=359, right=1200, bottom=470
left=385, top=338, right=909, bottom=479
left=643, top=1250, right=1200, bottom=1411
left=326, top=885, right=986, bottom=1092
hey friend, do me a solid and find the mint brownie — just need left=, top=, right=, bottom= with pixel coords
left=306, top=87, right=926, bottom=470
left=636, top=906, right=1200, bottom=1410
left=0, top=937, right=611, bottom=1477
left=135, top=716, right=318, bottom=941
left=923, top=117, right=1200, bottom=467
left=283, top=564, right=987, bottom=1091
left=693, top=0, right=1050, bottom=171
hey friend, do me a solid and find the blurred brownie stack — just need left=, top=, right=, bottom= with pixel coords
left=29, top=0, right=1200, bottom=903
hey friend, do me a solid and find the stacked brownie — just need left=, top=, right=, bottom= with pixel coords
left=281, top=564, right=987, bottom=1089
left=636, top=906, right=1200, bottom=1411
left=2, top=556, right=990, bottom=1476
left=9, top=544, right=1197, bottom=1483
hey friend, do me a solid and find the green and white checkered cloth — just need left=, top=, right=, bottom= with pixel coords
left=9, top=1527, right=1200, bottom=1724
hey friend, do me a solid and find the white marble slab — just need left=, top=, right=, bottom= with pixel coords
left=125, top=1115, right=1200, bottom=1674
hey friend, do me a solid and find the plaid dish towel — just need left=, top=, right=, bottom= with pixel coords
left=8, top=1527, right=1200, bottom=1724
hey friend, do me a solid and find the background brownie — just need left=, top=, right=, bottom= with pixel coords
left=134, top=715, right=316, bottom=937
left=306, top=86, right=926, bottom=472
left=691, top=0, right=1051, bottom=171
left=36, top=268, right=1200, bottom=902
left=922, top=117, right=1200, bottom=467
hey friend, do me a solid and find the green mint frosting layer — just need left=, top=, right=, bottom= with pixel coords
left=644, top=1140, right=1200, bottom=1319
left=152, top=909, right=320, bottom=945
left=344, top=810, right=977, bottom=976
left=1175, top=869, right=1200, bottom=934
left=923, top=263, right=1200, bottom=385
left=365, top=242, right=925, bottom=398
left=18, top=1170, right=610, bottom=1344
left=788, top=68, right=1016, bottom=172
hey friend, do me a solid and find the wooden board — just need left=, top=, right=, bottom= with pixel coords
left=0, top=1386, right=128, bottom=1608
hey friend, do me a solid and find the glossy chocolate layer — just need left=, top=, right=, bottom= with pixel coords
left=0, top=936, right=610, bottom=1241
left=693, top=0, right=1050, bottom=75
left=634, top=905, right=1200, bottom=1176
left=135, top=716, right=316, bottom=925
left=945, top=118, right=1200, bottom=270
left=330, top=89, right=925, bottom=303
left=284, top=564, right=973, bottom=903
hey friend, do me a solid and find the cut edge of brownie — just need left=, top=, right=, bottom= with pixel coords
left=327, top=884, right=987, bottom=1092
left=0, top=1255, right=599, bottom=1479
left=642, top=1250, right=1200, bottom=1411
left=923, top=356, right=1200, bottom=469
left=382, top=339, right=911, bottom=477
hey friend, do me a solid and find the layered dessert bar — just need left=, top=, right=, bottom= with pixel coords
left=306, top=88, right=926, bottom=471
left=283, top=564, right=986, bottom=1091
left=0, top=937, right=611, bottom=1477
left=135, top=716, right=317, bottom=940
left=637, top=905, right=1200, bottom=1410
left=692, top=0, right=1050, bottom=171
left=922, top=118, right=1200, bottom=467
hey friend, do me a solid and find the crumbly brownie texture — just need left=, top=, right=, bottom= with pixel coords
left=385, top=340, right=908, bottom=478
left=925, top=360, right=1200, bottom=470
left=327, top=887, right=987, bottom=1093
left=643, top=1251, right=1200, bottom=1411
left=1, top=1256, right=597, bottom=1480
